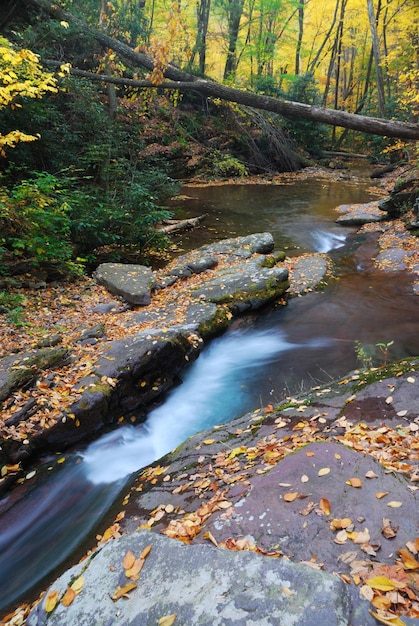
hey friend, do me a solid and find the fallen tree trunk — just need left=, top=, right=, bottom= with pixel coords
left=25, top=0, right=419, bottom=140
left=158, top=215, right=207, bottom=234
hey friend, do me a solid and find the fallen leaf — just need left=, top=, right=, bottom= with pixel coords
left=407, top=376, right=415, bottom=383
left=347, top=477, right=362, bottom=488
left=376, top=492, right=389, bottom=499
left=366, top=575, right=396, bottom=591
left=301, top=474, right=309, bottom=483
left=111, top=582, right=137, bottom=601
left=123, top=551, right=136, bottom=570
left=369, top=610, right=407, bottom=625
left=319, top=498, right=331, bottom=515
left=45, top=590, right=59, bottom=613
left=398, top=548, right=419, bottom=570
left=70, top=576, right=84, bottom=594
left=203, top=531, right=218, bottom=547
left=318, top=467, right=330, bottom=476
left=330, top=518, right=352, bottom=530
left=385, top=396, right=393, bottom=404
left=284, top=492, right=298, bottom=502
left=306, top=451, right=315, bottom=457
left=352, top=529, right=371, bottom=544
left=382, top=518, right=399, bottom=539
left=396, top=410, right=408, bottom=417
left=334, top=530, right=348, bottom=544
left=365, top=471, right=378, bottom=479
left=202, top=439, right=215, bottom=445
left=61, top=587, right=76, bottom=607
left=158, top=615, right=177, bottom=626
left=387, top=501, right=403, bottom=508
left=228, top=446, right=247, bottom=459
left=371, top=595, right=392, bottom=610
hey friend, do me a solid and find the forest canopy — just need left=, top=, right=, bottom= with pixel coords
left=0, top=0, right=418, bottom=280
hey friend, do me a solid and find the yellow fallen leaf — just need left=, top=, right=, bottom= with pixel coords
left=111, top=582, right=137, bottom=601
left=366, top=575, right=396, bottom=591
left=61, top=587, right=76, bottom=607
left=158, top=614, right=177, bottom=626
left=350, top=529, right=370, bottom=544
left=318, top=467, right=330, bottom=476
left=70, top=576, right=84, bottom=594
left=228, top=446, right=247, bottom=459
left=398, top=548, right=419, bottom=570
left=334, top=453, right=341, bottom=460
left=165, top=504, right=175, bottom=514
left=45, top=590, right=59, bottom=613
left=387, top=501, right=403, bottom=508
left=203, top=439, right=215, bottom=445
left=369, top=610, right=406, bottom=625
left=375, top=492, right=389, bottom=499
left=281, top=586, right=294, bottom=596
left=284, top=492, right=298, bottom=502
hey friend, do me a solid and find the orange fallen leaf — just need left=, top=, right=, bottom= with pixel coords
left=61, top=587, right=76, bottom=607
left=284, top=492, right=298, bottom=502
left=365, top=471, right=379, bottom=479
left=382, top=518, right=398, bottom=539
left=306, top=451, right=315, bottom=457
left=319, top=498, right=331, bottom=516
left=330, top=518, right=352, bottom=530
left=371, top=595, right=392, bottom=611
left=347, top=477, right=362, bottom=488
left=123, top=550, right=136, bottom=570
left=376, top=492, right=389, bottom=499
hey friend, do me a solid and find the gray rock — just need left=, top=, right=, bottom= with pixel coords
left=26, top=529, right=373, bottom=626
left=94, top=263, right=156, bottom=306
left=375, top=247, right=407, bottom=271
left=335, top=201, right=386, bottom=225
left=193, top=261, right=289, bottom=312
left=288, top=254, right=328, bottom=295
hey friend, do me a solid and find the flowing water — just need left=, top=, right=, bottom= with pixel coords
left=1, top=175, right=418, bottom=614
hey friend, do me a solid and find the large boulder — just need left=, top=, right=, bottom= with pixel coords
left=94, top=263, right=156, bottom=305
left=27, top=529, right=372, bottom=626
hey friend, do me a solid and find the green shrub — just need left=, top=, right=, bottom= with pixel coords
left=0, top=172, right=81, bottom=277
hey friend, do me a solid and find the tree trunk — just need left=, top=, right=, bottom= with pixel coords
left=25, top=0, right=419, bottom=140
left=223, top=0, right=246, bottom=80
left=367, top=0, right=386, bottom=116
left=295, top=0, right=304, bottom=75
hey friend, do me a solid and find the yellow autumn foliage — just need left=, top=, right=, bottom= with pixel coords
left=0, top=36, right=58, bottom=156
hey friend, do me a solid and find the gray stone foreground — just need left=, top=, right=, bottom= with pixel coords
left=27, top=530, right=373, bottom=626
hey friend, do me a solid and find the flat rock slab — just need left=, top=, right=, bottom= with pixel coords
left=288, top=254, right=328, bottom=295
left=27, top=529, right=374, bottom=626
left=199, top=441, right=419, bottom=572
left=94, top=263, right=156, bottom=305
left=335, top=201, right=386, bottom=225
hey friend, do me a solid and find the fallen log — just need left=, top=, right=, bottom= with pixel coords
left=158, top=214, right=207, bottom=234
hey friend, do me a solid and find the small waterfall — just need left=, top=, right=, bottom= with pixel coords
left=312, top=230, right=346, bottom=252
left=83, top=330, right=298, bottom=484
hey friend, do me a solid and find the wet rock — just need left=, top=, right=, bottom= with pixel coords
left=27, top=529, right=374, bottom=626
left=0, top=346, right=70, bottom=403
left=288, top=254, right=328, bottom=295
left=94, top=263, right=156, bottom=306
left=335, top=201, right=386, bottom=225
